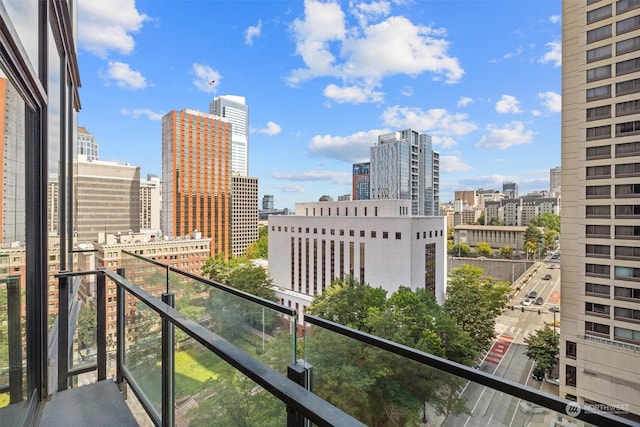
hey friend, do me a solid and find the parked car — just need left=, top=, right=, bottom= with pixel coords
left=532, top=366, right=544, bottom=381
left=519, top=401, right=548, bottom=414
left=549, top=305, right=560, bottom=313
left=543, top=274, right=552, bottom=280
left=534, top=296, right=544, bottom=305
left=528, top=290, right=538, bottom=298
left=522, top=298, right=532, bottom=306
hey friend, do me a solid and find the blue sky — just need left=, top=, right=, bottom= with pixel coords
left=76, top=0, right=561, bottom=211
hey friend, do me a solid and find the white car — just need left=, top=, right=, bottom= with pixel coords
left=522, top=298, right=532, bottom=306
left=519, top=401, right=548, bottom=414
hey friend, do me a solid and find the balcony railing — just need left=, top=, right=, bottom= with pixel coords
left=20, top=252, right=639, bottom=426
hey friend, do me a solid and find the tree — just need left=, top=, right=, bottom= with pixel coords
left=524, top=325, right=559, bottom=375
left=475, top=241, right=492, bottom=257
left=246, top=226, right=268, bottom=259
left=524, top=224, right=544, bottom=259
left=499, top=245, right=513, bottom=258
left=451, top=242, right=471, bottom=256
left=544, top=229, right=559, bottom=250
left=476, top=212, right=485, bottom=225
left=529, top=212, right=560, bottom=233
left=444, top=265, right=511, bottom=353
left=488, top=218, right=505, bottom=226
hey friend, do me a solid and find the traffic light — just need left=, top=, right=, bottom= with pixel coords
left=521, top=307, right=525, bottom=312
left=538, top=309, right=541, bottom=315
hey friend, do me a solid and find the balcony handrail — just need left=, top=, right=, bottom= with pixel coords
left=304, top=313, right=637, bottom=427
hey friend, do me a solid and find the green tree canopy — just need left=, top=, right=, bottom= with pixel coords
left=529, top=212, right=560, bottom=233
left=246, top=226, right=268, bottom=259
left=499, top=245, right=513, bottom=258
left=524, top=325, right=559, bottom=375
left=451, top=242, right=471, bottom=256
left=475, top=241, right=492, bottom=257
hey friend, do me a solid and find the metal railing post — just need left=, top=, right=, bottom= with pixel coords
left=57, top=271, right=69, bottom=391
left=287, top=360, right=313, bottom=427
left=116, top=267, right=127, bottom=396
left=7, top=275, right=22, bottom=402
left=162, top=292, right=175, bottom=427
left=96, top=271, right=107, bottom=381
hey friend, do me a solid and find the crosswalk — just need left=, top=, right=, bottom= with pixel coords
left=495, top=323, right=532, bottom=342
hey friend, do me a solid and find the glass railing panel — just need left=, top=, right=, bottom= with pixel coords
left=69, top=291, right=99, bottom=385
left=123, top=292, right=163, bottom=419
left=120, top=252, right=168, bottom=299
left=302, top=322, right=606, bottom=427
left=173, top=336, right=287, bottom=427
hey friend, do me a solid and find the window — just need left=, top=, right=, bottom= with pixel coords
left=349, top=229, right=354, bottom=237
left=339, top=229, right=344, bottom=236
left=586, top=205, right=610, bottom=218
left=586, top=224, right=610, bottom=237
left=370, top=230, right=376, bottom=238
left=587, top=4, right=611, bottom=23
left=587, top=44, right=612, bottom=63
left=617, top=15, right=640, bottom=35
left=615, top=183, right=640, bottom=197
left=617, top=0, right=640, bottom=14
left=615, top=225, right=640, bottom=238
left=359, top=230, right=365, bottom=237
left=614, top=286, right=640, bottom=300
left=585, top=263, right=610, bottom=277
left=616, top=78, right=640, bottom=96
left=616, top=141, right=640, bottom=157
left=395, top=232, right=402, bottom=240
left=586, top=125, right=611, bottom=140
left=585, top=321, right=610, bottom=336
left=616, top=57, right=640, bottom=75
left=586, top=185, right=611, bottom=198
left=586, top=282, right=610, bottom=297
left=616, top=121, right=640, bottom=136
left=382, top=231, right=389, bottom=239
left=615, top=162, right=640, bottom=177
left=587, top=105, right=611, bottom=121
left=586, top=85, right=611, bottom=101
left=616, top=100, right=640, bottom=117
left=586, top=145, right=611, bottom=160
left=566, top=365, right=577, bottom=387
left=585, top=243, right=611, bottom=257
left=615, top=204, right=640, bottom=217
left=614, top=265, right=640, bottom=280
left=587, top=64, right=612, bottom=82
left=615, top=245, right=640, bottom=260
left=614, top=307, right=640, bottom=322
left=566, top=341, right=577, bottom=359
left=586, top=302, right=610, bottom=316
left=614, top=327, right=640, bottom=344
left=586, top=165, right=611, bottom=179
left=588, top=24, right=612, bottom=43
left=616, top=36, right=640, bottom=55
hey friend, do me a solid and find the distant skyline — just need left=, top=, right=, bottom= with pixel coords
left=76, top=0, right=561, bottom=210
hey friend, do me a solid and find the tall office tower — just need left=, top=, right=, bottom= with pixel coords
left=502, top=181, right=518, bottom=199
left=562, top=1, right=640, bottom=419
left=370, top=129, right=439, bottom=216
left=262, top=194, right=274, bottom=211
left=74, top=156, right=140, bottom=243
left=550, top=166, right=562, bottom=196
left=231, top=176, right=258, bottom=257
left=162, top=109, right=231, bottom=257
left=140, top=175, right=161, bottom=234
left=352, top=162, right=371, bottom=200
left=77, top=126, right=99, bottom=161
left=210, top=95, right=249, bottom=176
left=0, top=78, right=25, bottom=243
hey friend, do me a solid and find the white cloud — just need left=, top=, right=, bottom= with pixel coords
left=102, top=61, right=147, bottom=90
left=440, top=155, right=473, bottom=173
left=495, top=95, right=522, bottom=114
left=457, top=96, right=473, bottom=107
left=245, top=20, right=262, bottom=45
left=538, top=91, right=561, bottom=113
left=539, top=40, right=561, bottom=68
left=476, top=121, right=535, bottom=150
left=308, top=129, right=388, bottom=163
left=276, top=184, right=306, bottom=193
left=288, top=0, right=464, bottom=97
left=271, top=170, right=351, bottom=185
left=258, top=121, right=282, bottom=135
left=323, top=83, right=384, bottom=104
left=192, top=63, right=221, bottom=93
left=382, top=105, right=477, bottom=147
left=550, top=15, right=560, bottom=24
left=78, top=0, right=150, bottom=58
left=120, top=108, right=163, bottom=120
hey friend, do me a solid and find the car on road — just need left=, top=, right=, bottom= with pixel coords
left=528, top=290, right=538, bottom=298
left=522, top=298, right=532, bottom=306
left=549, top=305, right=560, bottom=313
left=519, top=401, right=548, bottom=414
left=532, top=366, right=544, bottom=381
left=543, top=274, right=552, bottom=280
left=534, top=296, right=544, bottom=305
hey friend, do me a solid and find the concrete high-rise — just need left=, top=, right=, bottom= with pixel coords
left=550, top=166, right=561, bottom=196
left=262, top=194, right=274, bottom=211
left=77, top=126, right=99, bottom=161
left=231, top=176, right=258, bottom=257
left=502, top=181, right=518, bottom=199
left=370, top=129, right=439, bottom=216
left=352, top=162, right=370, bottom=200
left=140, top=175, right=161, bottom=234
left=162, top=109, right=231, bottom=257
left=562, top=0, right=640, bottom=419
left=210, top=95, right=249, bottom=176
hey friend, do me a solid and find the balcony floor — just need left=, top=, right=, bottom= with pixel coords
left=38, top=380, right=138, bottom=426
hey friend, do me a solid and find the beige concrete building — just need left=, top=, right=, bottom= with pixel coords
left=562, top=0, right=640, bottom=419
left=231, top=175, right=258, bottom=257
left=452, top=224, right=537, bottom=256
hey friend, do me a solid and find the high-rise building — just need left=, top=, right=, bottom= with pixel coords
left=210, top=95, right=249, bottom=176
left=140, top=175, right=161, bottom=234
left=77, top=126, right=99, bottom=161
left=75, top=156, right=140, bottom=243
left=370, top=129, right=439, bottom=216
left=454, top=190, right=477, bottom=207
left=162, top=109, right=231, bottom=257
left=352, top=162, right=370, bottom=200
left=262, top=194, right=274, bottom=211
left=231, top=176, right=258, bottom=257
left=562, top=0, right=640, bottom=419
left=550, top=166, right=561, bottom=196
left=502, top=181, right=518, bottom=199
